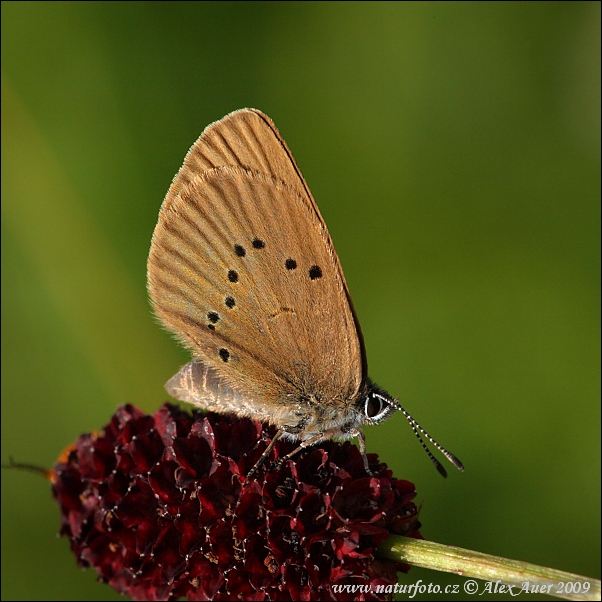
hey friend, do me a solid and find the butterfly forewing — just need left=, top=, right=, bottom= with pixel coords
left=148, top=109, right=364, bottom=418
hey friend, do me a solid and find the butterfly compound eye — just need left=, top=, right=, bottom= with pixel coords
left=364, top=394, right=388, bottom=421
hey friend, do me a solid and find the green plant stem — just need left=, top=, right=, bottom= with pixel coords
left=378, top=535, right=600, bottom=601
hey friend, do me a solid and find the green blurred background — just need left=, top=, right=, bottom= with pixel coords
left=2, top=2, right=600, bottom=600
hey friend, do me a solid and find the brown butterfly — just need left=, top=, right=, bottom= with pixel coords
left=147, top=109, right=463, bottom=478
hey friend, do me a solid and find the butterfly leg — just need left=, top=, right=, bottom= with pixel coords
left=352, top=428, right=373, bottom=476
left=246, top=413, right=313, bottom=479
left=246, top=429, right=285, bottom=480
left=272, top=432, right=325, bottom=471
left=273, top=429, right=375, bottom=476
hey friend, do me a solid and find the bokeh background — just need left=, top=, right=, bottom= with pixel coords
left=2, top=2, right=600, bottom=600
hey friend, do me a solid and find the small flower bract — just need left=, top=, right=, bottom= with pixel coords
left=51, top=404, right=421, bottom=600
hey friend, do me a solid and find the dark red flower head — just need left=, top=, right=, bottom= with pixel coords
left=51, top=404, right=421, bottom=601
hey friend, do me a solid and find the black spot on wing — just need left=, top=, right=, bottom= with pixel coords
left=309, top=265, right=322, bottom=280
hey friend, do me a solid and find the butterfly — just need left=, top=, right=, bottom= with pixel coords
left=147, top=109, right=463, bottom=478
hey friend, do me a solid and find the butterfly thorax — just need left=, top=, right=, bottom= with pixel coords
left=277, top=392, right=364, bottom=442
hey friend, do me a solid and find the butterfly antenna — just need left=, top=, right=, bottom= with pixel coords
left=386, top=398, right=464, bottom=477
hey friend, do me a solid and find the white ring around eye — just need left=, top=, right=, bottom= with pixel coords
left=364, top=395, right=388, bottom=422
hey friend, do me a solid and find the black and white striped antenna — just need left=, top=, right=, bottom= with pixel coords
left=375, top=393, right=464, bottom=478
